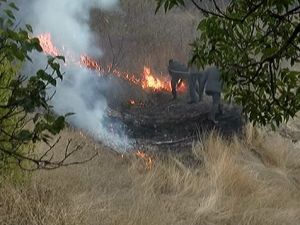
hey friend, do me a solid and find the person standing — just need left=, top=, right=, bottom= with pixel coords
left=199, top=65, right=223, bottom=123
left=188, top=62, right=204, bottom=104
left=168, top=59, right=189, bottom=100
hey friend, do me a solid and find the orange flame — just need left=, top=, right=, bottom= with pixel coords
left=37, top=33, right=60, bottom=56
left=141, top=66, right=171, bottom=92
left=37, top=33, right=187, bottom=93
left=80, top=55, right=102, bottom=71
left=129, top=99, right=136, bottom=105
left=135, top=150, right=153, bottom=170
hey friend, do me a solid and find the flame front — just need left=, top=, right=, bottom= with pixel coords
left=80, top=55, right=102, bottom=71
left=129, top=99, right=135, bottom=105
left=142, top=66, right=171, bottom=92
left=37, top=33, right=60, bottom=56
left=37, top=33, right=187, bottom=93
left=135, top=150, right=153, bottom=170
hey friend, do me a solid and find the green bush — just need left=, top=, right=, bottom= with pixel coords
left=0, top=1, right=69, bottom=173
left=156, top=0, right=300, bottom=127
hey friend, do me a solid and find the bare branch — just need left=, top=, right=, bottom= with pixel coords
left=191, top=0, right=226, bottom=18
left=191, top=0, right=252, bottom=22
left=39, top=136, right=61, bottom=160
left=107, top=33, right=125, bottom=71
left=0, top=137, right=97, bottom=171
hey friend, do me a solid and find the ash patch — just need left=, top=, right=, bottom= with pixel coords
left=105, top=93, right=244, bottom=151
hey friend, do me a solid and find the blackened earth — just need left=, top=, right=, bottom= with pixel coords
left=105, top=92, right=245, bottom=151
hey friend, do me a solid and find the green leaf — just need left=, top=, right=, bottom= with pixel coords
left=47, top=56, right=55, bottom=64
left=8, top=2, right=19, bottom=10
left=44, top=113, right=56, bottom=123
left=31, top=38, right=43, bottom=52
left=65, top=112, right=75, bottom=117
left=49, top=116, right=65, bottom=134
left=47, top=56, right=65, bottom=80
left=36, top=70, right=57, bottom=86
left=262, top=47, right=277, bottom=60
left=4, top=9, right=15, bottom=20
left=50, top=62, right=60, bottom=72
left=25, top=24, right=33, bottom=33
left=17, top=130, right=33, bottom=142
left=155, top=0, right=185, bottom=13
left=197, top=19, right=207, bottom=31
left=55, top=55, right=65, bottom=63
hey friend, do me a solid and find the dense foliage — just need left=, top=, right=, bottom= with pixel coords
left=156, top=0, right=300, bottom=127
left=0, top=0, right=72, bottom=171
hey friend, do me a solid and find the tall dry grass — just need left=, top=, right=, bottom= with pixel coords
left=90, top=0, right=198, bottom=74
left=1, top=125, right=300, bottom=225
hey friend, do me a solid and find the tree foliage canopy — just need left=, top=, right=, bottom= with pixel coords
left=156, top=0, right=300, bottom=127
left=0, top=0, right=91, bottom=171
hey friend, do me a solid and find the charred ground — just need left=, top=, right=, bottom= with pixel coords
left=100, top=75, right=244, bottom=151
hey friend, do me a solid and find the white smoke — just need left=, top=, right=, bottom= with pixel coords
left=15, top=0, right=133, bottom=151
left=28, top=0, right=119, bottom=56
left=53, top=67, right=132, bottom=151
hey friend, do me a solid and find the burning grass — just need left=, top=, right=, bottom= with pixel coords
left=37, top=33, right=187, bottom=94
left=1, top=125, right=300, bottom=225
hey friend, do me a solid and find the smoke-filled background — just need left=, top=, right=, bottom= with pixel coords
left=13, top=0, right=200, bottom=151
left=15, top=0, right=133, bottom=151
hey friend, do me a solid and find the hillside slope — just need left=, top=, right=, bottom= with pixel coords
left=1, top=125, right=300, bottom=225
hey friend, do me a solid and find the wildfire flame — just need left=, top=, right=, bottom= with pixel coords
left=37, top=33, right=60, bottom=56
left=80, top=55, right=102, bottom=71
left=142, top=66, right=170, bottom=92
left=129, top=99, right=136, bottom=105
left=128, top=99, right=145, bottom=107
left=37, top=33, right=187, bottom=93
left=135, top=150, right=153, bottom=170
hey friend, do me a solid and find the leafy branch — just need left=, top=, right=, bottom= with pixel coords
left=0, top=1, right=92, bottom=171
left=156, top=0, right=300, bottom=127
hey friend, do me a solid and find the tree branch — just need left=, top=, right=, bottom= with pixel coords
left=0, top=138, right=97, bottom=171
left=191, top=0, right=226, bottom=18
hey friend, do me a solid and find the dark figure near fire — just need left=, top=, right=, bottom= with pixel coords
left=167, top=59, right=189, bottom=100
left=190, top=65, right=223, bottom=123
left=168, top=58, right=223, bottom=123
left=188, top=63, right=202, bottom=104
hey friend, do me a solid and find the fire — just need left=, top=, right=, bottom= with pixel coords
left=142, top=66, right=171, bottom=92
left=80, top=55, right=102, bottom=71
left=129, top=99, right=136, bottom=105
left=135, top=150, right=153, bottom=170
left=128, top=99, right=145, bottom=107
left=177, top=79, right=187, bottom=92
left=37, top=33, right=187, bottom=93
left=37, top=33, right=60, bottom=56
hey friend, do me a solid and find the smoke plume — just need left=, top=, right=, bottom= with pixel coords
left=14, top=0, right=133, bottom=151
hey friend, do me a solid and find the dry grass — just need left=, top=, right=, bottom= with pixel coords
left=90, top=0, right=198, bottom=74
left=1, top=125, right=300, bottom=225
left=2, top=1, right=300, bottom=224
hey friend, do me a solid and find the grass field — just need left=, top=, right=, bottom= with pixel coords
left=1, top=1, right=300, bottom=224
left=1, top=124, right=300, bottom=225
